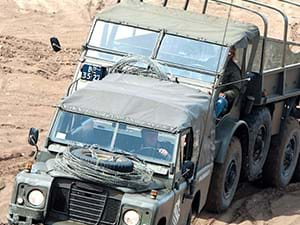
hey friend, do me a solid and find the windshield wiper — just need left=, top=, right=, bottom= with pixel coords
left=80, top=144, right=144, bottom=162
left=111, top=148, right=145, bottom=162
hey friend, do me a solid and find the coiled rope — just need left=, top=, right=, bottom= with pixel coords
left=55, top=147, right=154, bottom=190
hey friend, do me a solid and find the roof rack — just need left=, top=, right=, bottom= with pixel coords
left=202, top=0, right=289, bottom=68
left=279, top=0, right=300, bottom=7
left=202, top=0, right=269, bottom=73
left=207, top=0, right=268, bottom=74
left=242, top=0, right=288, bottom=67
left=161, top=0, right=190, bottom=10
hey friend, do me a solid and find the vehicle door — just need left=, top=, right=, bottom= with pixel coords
left=170, top=129, right=194, bottom=225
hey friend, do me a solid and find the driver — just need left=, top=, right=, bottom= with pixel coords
left=140, top=128, right=171, bottom=160
left=215, top=46, right=242, bottom=117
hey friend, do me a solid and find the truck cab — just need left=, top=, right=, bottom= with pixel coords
left=8, top=73, right=214, bottom=225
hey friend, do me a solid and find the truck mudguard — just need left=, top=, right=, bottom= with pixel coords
left=215, top=116, right=249, bottom=163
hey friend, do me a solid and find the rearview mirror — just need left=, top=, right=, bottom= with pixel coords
left=182, top=160, right=194, bottom=180
left=28, top=128, right=39, bottom=146
left=50, top=37, right=61, bottom=52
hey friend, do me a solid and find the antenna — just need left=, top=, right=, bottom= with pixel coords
left=194, top=0, right=234, bottom=178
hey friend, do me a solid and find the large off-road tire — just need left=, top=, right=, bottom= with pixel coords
left=206, top=137, right=242, bottom=213
left=293, top=156, right=300, bottom=181
left=185, top=207, right=192, bottom=225
left=263, top=117, right=300, bottom=187
left=244, top=107, right=272, bottom=180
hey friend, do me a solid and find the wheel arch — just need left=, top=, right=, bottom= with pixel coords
left=191, top=190, right=201, bottom=214
left=157, top=217, right=166, bottom=225
left=215, top=118, right=249, bottom=164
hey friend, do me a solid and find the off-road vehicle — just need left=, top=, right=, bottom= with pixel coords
left=8, top=0, right=300, bottom=225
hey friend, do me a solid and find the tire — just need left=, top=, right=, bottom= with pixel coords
left=244, top=107, right=272, bottom=180
left=293, top=156, right=300, bottom=181
left=185, top=207, right=192, bottom=225
left=263, top=117, right=300, bottom=187
left=206, top=137, right=242, bottom=213
left=71, top=148, right=134, bottom=172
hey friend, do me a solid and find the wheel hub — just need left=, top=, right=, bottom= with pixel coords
left=282, top=135, right=297, bottom=177
left=253, top=125, right=267, bottom=163
left=224, top=160, right=237, bottom=199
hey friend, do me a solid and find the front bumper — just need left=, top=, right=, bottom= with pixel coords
left=7, top=203, right=44, bottom=225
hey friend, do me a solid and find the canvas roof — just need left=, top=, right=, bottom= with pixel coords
left=60, top=74, right=209, bottom=133
left=96, top=0, right=260, bottom=48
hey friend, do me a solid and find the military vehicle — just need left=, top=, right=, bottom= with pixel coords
left=8, top=0, right=300, bottom=225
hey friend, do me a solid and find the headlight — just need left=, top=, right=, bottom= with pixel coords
left=123, top=210, right=140, bottom=225
left=28, top=190, right=45, bottom=206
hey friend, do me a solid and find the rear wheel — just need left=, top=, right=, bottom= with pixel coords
left=263, top=117, right=300, bottom=187
left=244, top=107, right=272, bottom=180
left=206, top=137, right=242, bottom=213
left=293, top=156, right=300, bottom=181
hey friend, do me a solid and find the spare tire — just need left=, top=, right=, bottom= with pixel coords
left=71, top=148, right=134, bottom=173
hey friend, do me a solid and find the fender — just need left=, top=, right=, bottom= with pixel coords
left=214, top=116, right=249, bottom=163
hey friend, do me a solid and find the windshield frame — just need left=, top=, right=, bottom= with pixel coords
left=86, top=19, right=160, bottom=62
left=48, top=109, right=180, bottom=167
left=84, top=20, right=229, bottom=85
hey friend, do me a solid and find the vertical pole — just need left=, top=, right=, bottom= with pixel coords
left=243, top=0, right=288, bottom=68
left=202, top=0, right=209, bottom=14
left=183, top=0, right=190, bottom=10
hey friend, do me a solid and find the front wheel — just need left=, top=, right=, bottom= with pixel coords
left=263, top=117, right=300, bottom=187
left=185, top=207, right=192, bottom=225
left=206, top=137, right=242, bottom=213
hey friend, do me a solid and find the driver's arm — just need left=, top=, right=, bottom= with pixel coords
left=158, top=148, right=172, bottom=160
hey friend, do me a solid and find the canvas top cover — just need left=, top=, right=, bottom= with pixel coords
left=96, top=0, right=260, bottom=48
left=60, top=74, right=210, bottom=133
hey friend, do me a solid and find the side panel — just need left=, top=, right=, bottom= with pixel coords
left=262, top=65, right=300, bottom=104
left=193, top=163, right=214, bottom=213
left=271, top=101, right=284, bottom=135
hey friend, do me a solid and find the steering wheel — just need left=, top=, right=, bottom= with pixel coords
left=139, top=146, right=170, bottom=160
left=110, top=56, right=169, bottom=81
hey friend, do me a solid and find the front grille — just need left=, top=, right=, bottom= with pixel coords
left=50, top=179, right=122, bottom=225
left=69, top=184, right=107, bottom=225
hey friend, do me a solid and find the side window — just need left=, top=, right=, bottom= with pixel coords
left=180, top=131, right=193, bottom=165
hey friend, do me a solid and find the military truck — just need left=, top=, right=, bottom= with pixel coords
left=8, top=0, right=300, bottom=225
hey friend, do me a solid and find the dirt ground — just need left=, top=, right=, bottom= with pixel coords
left=0, top=0, right=300, bottom=225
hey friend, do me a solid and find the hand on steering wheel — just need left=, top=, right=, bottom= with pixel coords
left=140, top=146, right=171, bottom=160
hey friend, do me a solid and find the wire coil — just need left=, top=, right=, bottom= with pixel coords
left=55, top=147, right=154, bottom=190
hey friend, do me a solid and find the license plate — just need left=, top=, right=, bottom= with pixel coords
left=81, top=64, right=106, bottom=81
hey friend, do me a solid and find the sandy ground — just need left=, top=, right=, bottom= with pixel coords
left=0, top=0, right=299, bottom=224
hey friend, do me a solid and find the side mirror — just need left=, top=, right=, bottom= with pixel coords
left=50, top=37, right=61, bottom=52
left=28, top=128, right=39, bottom=146
left=182, top=160, right=194, bottom=180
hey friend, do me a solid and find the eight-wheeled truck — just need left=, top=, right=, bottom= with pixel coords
left=7, top=0, right=300, bottom=225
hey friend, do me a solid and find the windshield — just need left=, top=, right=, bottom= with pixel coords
left=87, top=21, right=159, bottom=62
left=157, top=35, right=228, bottom=81
left=49, top=111, right=177, bottom=163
